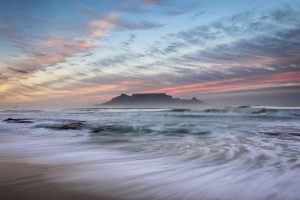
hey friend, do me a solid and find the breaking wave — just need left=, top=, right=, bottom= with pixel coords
left=201, top=106, right=300, bottom=117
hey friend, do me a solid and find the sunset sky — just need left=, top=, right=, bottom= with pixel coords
left=0, top=0, right=300, bottom=108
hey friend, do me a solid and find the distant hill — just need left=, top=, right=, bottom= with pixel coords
left=101, top=93, right=203, bottom=108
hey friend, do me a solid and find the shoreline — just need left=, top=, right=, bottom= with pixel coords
left=0, top=133, right=115, bottom=200
left=1, top=106, right=300, bottom=200
left=0, top=161, right=108, bottom=200
left=0, top=132, right=163, bottom=200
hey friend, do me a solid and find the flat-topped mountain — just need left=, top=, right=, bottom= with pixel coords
left=101, top=93, right=203, bottom=108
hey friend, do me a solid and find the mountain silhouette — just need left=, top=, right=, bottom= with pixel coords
left=101, top=93, right=203, bottom=108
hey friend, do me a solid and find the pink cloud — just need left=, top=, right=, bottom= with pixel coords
left=88, top=12, right=120, bottom=38
left=87, top=11, right=162, bottom=39
left=89, top=32, right=107, bottom=39
left=0, top=79, right=147, bottom=108
left=11, top=38, right=100, bottom=76
left=137, top=71, right=300, bottom=95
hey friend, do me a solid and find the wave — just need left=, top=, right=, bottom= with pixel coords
left=168, top=108, right=191, bottom=112
left=201, top=106, right=300, bottom=118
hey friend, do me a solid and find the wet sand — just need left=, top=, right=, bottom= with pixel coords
left=0, top=134, right=114, bottom=200
left=0, top=160, right=113, bottom=200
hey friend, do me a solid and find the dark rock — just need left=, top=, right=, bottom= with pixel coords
left=238, top=105, right=251, bottom=108
left=204, top=108, right=225, bottom=113
left=289, top=132, right=300, bottom=136
left=3, top=118, right=33, bottom=124
left=252, top=108, right=267, bottom=114
left=90, top=127, right=105, bottom=133
left=261, top=131, right=281, bottom=136
left=35, top=121, right=86, bottom=130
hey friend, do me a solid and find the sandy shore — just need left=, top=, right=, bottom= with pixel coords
left=0, top=160, right=115, bottom=200
left=0, top=133, right=116, bottom=200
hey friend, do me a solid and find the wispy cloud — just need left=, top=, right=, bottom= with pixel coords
left=190, top=11, right=206, bottom=20
left=74, top=4, right=102, bottom=18
left=12, top=38, right=99, bottom=75
left=137, top=70, right=300, bottom=95
left=88, top=12, right=164, bottom=39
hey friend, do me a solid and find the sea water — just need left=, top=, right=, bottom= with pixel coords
left=0, top=107, right=300, bottom=200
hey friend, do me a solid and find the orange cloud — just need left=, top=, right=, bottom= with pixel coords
left=0, top=79, right=146, bottom=108
left=41, top=38, right=99, bottom=49
left=75, top=84, right=119, bottom=95
left=74, top=80, right=145, bottom=95
left=89, top=32, right=107, bottom=39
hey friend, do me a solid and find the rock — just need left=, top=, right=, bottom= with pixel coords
left=90, top=127, right=105, bottom=133
left=35, top=121, right=86, bottom=130
left=3, top=118, right=33, bottom=124
left=252, top=108, right=267, bottom=114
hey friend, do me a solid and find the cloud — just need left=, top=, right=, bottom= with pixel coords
left=173, top=4, right=300, bottom=48
left=8, top=67, right=29, bottom=74
left=142, top=0, right=166, bottom=5
left=144, top=3, right=300, bottom=70
left=120, top=20, right=164, bottom=30
left=190, top=11, right=206, bottom=20
left=89, top=12, right=119, bottom=32
left=88, top=12, right=164, bottom=39
left=176, top=23, right=300, bottom=68
left=137, top=70, right=300, bottom=96
left=166, top=5, right=195, bottom=15
left=74, top=4, right=102, bottom=18
left=128, top=0, right=167, bottom=7
left=120, top=0, right=167, bottom=12
left=122, top=34, right=136, bottom=48
left=89, top=32, right=107, bottom=39
left=11, top=38, right=100, bottom=75
left=91, top=53, right=144, bottom=68
left=0, top=77, right=147, bottom=108
left=0, top=73, right=8, bottom=81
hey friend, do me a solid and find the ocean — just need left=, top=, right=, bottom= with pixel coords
left=1, top=107, right=300, bottom=200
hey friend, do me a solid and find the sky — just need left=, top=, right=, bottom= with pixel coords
left=0, top=0, right=300, bottom=108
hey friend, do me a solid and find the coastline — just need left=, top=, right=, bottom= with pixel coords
left=0, top=133, right=114, bottom=200
left=1, top=107, right=300, bottom=200
left=0, top=161, right=107, bottom=200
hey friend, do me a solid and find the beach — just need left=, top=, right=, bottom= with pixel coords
left=1, top=107, right=300, bottom=200
left=0, top=161, right=104, bottom=200
left=0, top=133, right=113, bottom=200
